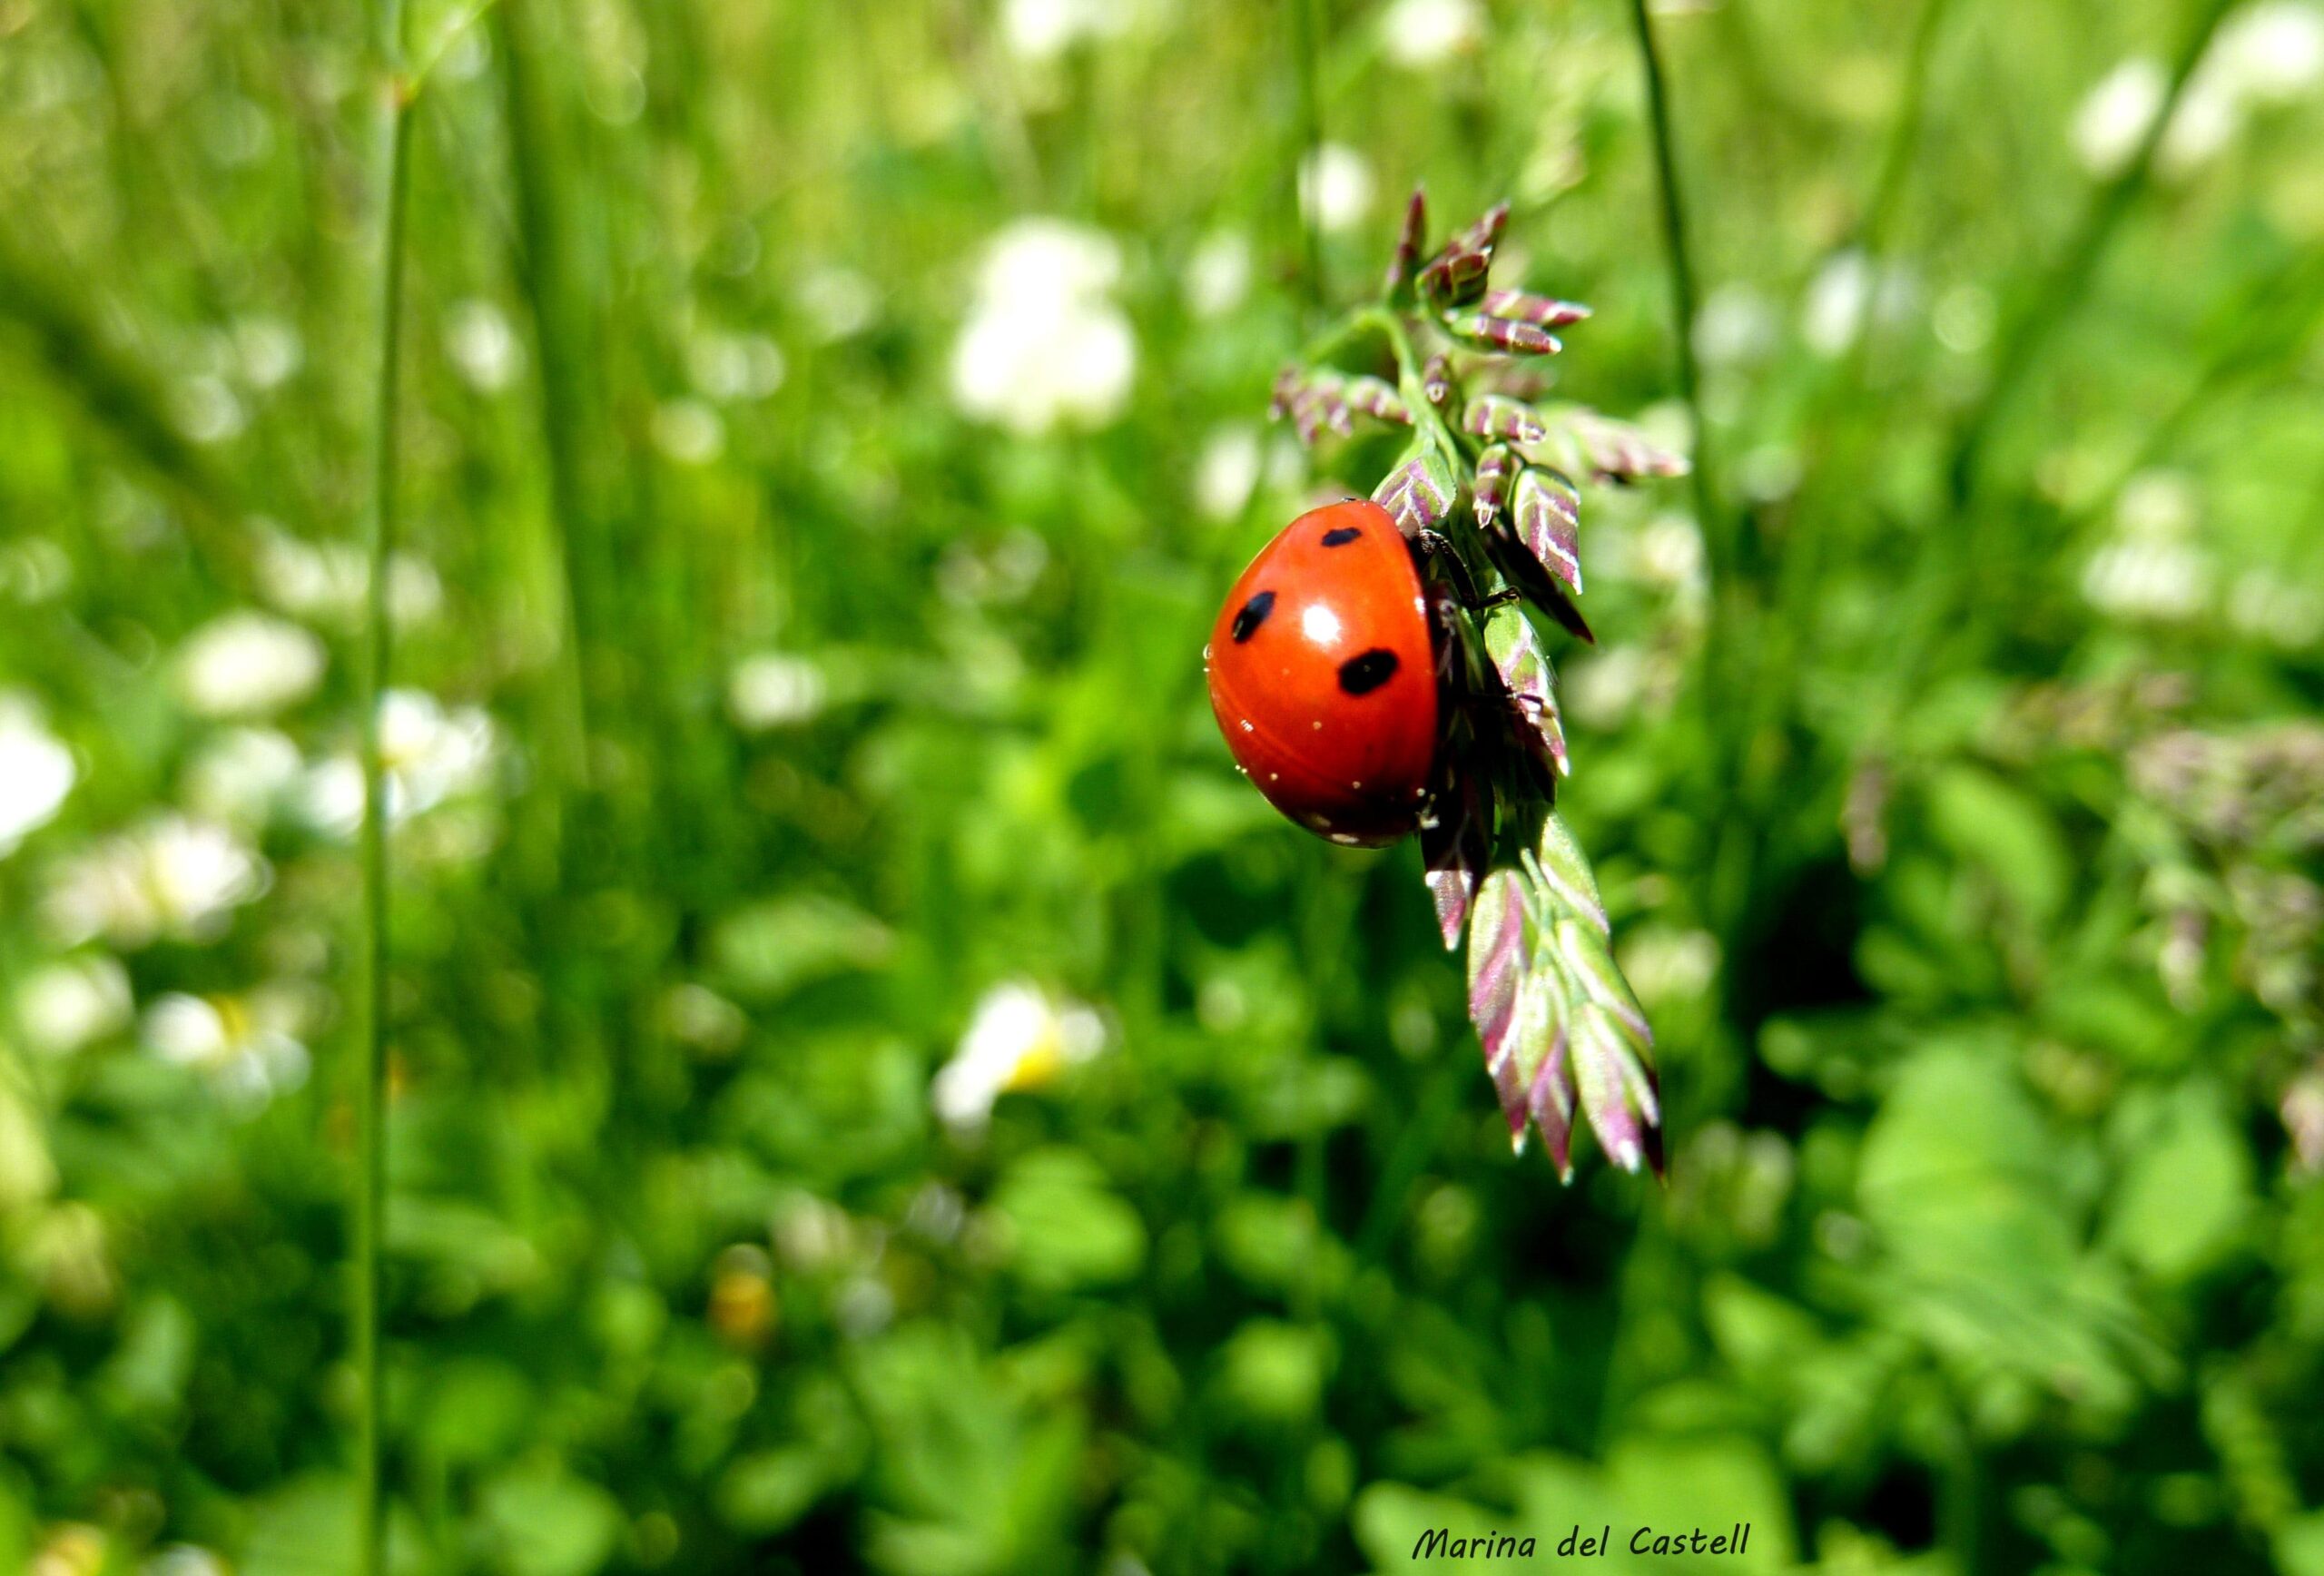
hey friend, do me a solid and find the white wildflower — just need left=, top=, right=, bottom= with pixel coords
left=444, top=298, right=524, bottom=391
left=295, top=758, right=365, bottom=841
left=2227, top=570, right=2324, bottom=647
left=0, top=695, right=75, bottom=856
left=1183, top=231, right=1254, bottom=320
left=932, top=980, right=1108, bottom=1133
left=652, top=398, right=725, bottom=464
left=146, top=1548, right=231, bottom=1576
left=2117, top=468, right=2201, bottom=538
left=1616, top=925, right=1720, bottom=1007
left=2074, top=58, right=2167, bottom=175
left=1381, top=0, right=1482, bottom=68
left=174, top=611, right=325, bottom=719
left=951, top=218, right=1137, bottom=435
left=183, top=727, right=303, bottom=828
left=255, top=529, right=441, bottom=629
left=1932, top=284, right=1996, bottom=353
left=1630, top=513, right=1707, bottom=592
left=2073, top=55, right=2240, bottom=178
left=1692, top=284, right=1780, bottom=368
left=773, top=1193, right=855, bottom=1270
left=796, top=266, right=879, bottom=342
left=0, top=536, right=73, bottom=604
left=1194, top=426, right=1264, bottom=521
left=2082, top=538, right=2212, bottom=621
left=296, top=691, right=498, bottom=839
left=662, top=981, right=747, bottom=1055
left=173, top=375, right=246, bottom=444
left=143, top=987, right=311, bottom=1112
left=729, top=654, right=827, bottom=730
left=689, top=331, right=787, bottom=400
left=2161, top=67, right=2243, bottom=172
left=2211, top=0, right=2324, bottom=104
left=46, top=816, right=268, bottom=948
left=15, top=956, right=132, bottom=1057
left=379, top=691, right=497, bottom=816
left=231, top=315, right=303, bottom=390
left=1001, top=0, right=1131, bottom=61
left=1298, top=143, right=1376, bottom=235
left=1565, top=645, right=1653, bottom=729
left=1800, top=250, right=1918, bottom=357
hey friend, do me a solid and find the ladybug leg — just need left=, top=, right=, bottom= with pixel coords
left=1413, top=529, right=1520, bottom=613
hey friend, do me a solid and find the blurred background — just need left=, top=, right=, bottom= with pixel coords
left=3, top=0, right=2323, bottom=1571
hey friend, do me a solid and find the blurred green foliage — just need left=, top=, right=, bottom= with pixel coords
left=2, top=0, right=2323, bottom=1572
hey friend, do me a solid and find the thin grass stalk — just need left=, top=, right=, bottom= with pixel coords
left=1743, top=0, right=1956, bottom=857
left=1624, top=0, right=1726, bottom=586
left=1945, top=0, right=2238, bottom=511
left=1878, top=0, right=2239, bottom=702
left=1624, top=0, right=1755, bottom=964
left=1288, top=0, right=1325, bottom=320
left=356, top=0, right=413, bottom=1565
left=495, top=0, right=595, bottom=813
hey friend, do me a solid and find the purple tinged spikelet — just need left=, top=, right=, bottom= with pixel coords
left=1480, top=290, right=1591, bottom=329
left=1532, top=813, right=1608, bottom=937
left=1482, top=607, right=1567, bottom=780
left=1571, top=1007, right=1646, bottom=1172
left=1421, top=352, right=1453, bottom=409
left=1524, top=1010, right=1576, bottom=1178
left=1512, top=467, right=1583, bottom=594
left=1472, top=444, right=1513, bottom=530
left=1496, top=965, right=1560, bottom=1153
left=1461, top=395, right=1551, bottom=446
left=1416, top=203, right=1507, bottom=309
left=1467, top=871, right=1528, bottom=1073
left=1421, top=765, right=1489, bottom=951
left=1340, top=375, right=1410, bottom=425
left=1267, top=366, right=1302, bottom=420
left=1552, top=915, right=1652, bottom=1049
left=1373, top=442, right=1457, bottom=536
left=1445, top=312, right=1563, bottom=356
left=1453, top=202, right=1510, bottom=260
left=1534, top=407, right=1689, bottom=480
left=1272, top=368, right=1414, bottom=444
left=1384, top=187, right=1428, bottom=301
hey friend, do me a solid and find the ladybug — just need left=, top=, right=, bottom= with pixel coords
left=1205, top=498, right=1440, bottom=846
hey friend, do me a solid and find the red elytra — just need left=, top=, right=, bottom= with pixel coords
left=1205, top=498, right=1440, bottom=846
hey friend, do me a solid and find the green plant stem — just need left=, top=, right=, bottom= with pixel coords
left=1288, top=0, right=1325, bottom=321
left=1918, top=0, right=2237, bottom=686
left=495, top=0, right=595, bottom=811
left=1625, top=0, right=1755, bottom=978
left=1947, top=0, right=2234, bottom=513
left=357, top=8, right=413, bottom=1570
left=1623, top=0, right=1726, bottom=587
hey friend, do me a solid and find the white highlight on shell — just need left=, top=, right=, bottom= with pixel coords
left=1300, top=603, right=1344, bottom=646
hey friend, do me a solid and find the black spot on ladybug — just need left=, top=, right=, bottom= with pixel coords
left=1337, top=649, right=1399, bottom=694
left=1319, top=526, right=1362, bottom=547
left=1230, top=590, right=1275, bottom=643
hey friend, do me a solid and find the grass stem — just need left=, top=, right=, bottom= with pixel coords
left=1288, top=0, right=1326, bottom=321
left=356, top=2, right=413, bottom=1566
left=1624, top=0, right=1724, bottom=587
left=1625, top=0, right=1756, bottom=980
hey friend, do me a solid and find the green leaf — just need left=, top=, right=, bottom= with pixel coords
left=2102, top=1080, right=2254, bottom=1281
left=1925, top=763, right=2072, bottom=931
left=989, top=1148, right=1147, bottom=1291
left=719, top=1448, right=834, bottom=1536
left=478, top=1462, right=625, bottom=1576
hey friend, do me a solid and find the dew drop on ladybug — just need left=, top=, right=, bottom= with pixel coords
left=1205, top=498, right=1439, bottom=846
